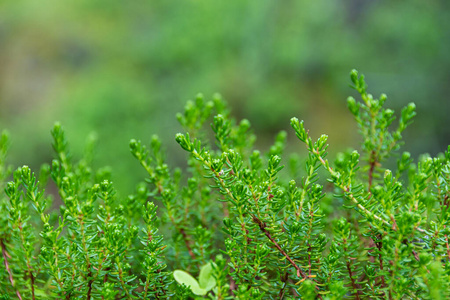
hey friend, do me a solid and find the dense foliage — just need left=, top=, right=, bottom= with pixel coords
left=1, top=71, right=450, bottom=299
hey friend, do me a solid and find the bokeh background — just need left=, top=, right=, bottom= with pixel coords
left=1, top=0, right=449, bottom=194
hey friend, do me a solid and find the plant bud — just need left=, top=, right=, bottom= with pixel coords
left=175, top=133, right=191, bottom=152
left=351, top=150, right=360, bottom=164
left=384, top=169, right=392, bottom=183
left=350, top=69, right=358, bottom=84
left=347, top=97, right=359, bottom=116
left=269, top=155, right=281, bottom=169
left=318, top=233, right=327, bottom=244
left=379, top=93, right=387, bottom=105
left=289, top=180, right=296, bottom=191
left=195, top=93, right=204, bottom=105
left=402, top=152, right=411, bottom=161
left=239, top=119, right=251, bottom=131
left=407, top=102, right=416, bottom=113
left=214, top=114, right=224, bottom=128
left=175, top=112, right=183, bottom=124
left=290, top=221, right=301, bottom=234
left=5, top=182, right=15, bottom=197
left=129, top=139, right=138, bottom=151
left=383, top=108, right=394, bottom=119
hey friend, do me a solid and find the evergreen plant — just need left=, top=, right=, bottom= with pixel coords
left=1, top=70, right=449, bottom=299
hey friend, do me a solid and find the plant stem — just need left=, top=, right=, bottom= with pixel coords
left=1, top=238, right=23, bottom=300
left=313, top=146, right=389, bottom=226
left=117, top=261, right=133, bottom=300
left=374, top=235, right=390, bottom=299
left=345, top=258, right=361, bottom=300
left=251, top=218, right=323, bottom=299
left=277, top=281, right=287, bottom=299
left=141, top=157, right=196, bottom=261
left=296, top=176, right=310, bottom=221
left=368, top=150, right=376, bottom=192
left=79, top=214, right=94, bottom=299
left=179, top=228, right=195, bottom=259
left=17, top=220, right=36, bottom=300
left=251, top=215, right=305, bottom=278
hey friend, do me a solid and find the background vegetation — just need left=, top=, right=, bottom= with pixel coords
left=0, top=0, right=449, bottom=193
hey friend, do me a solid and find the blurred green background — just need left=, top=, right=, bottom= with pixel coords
left=1, top=0, right=449, bottom=194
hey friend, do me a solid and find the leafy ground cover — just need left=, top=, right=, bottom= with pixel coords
left=1, top=70, right=449, bottom=299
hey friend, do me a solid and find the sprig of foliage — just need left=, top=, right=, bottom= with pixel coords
left=0, top=124, right=177, bottom=299
left=1, top=70, right=450, bottom=299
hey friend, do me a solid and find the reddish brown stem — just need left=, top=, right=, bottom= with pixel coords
left=86, top=278, right=93, bottom=300
left=374, top=238, right=392, bottom=299
left=179, top=228, right=195, bottom=259
left=377, top=250, right=386, bottom=287
left=251, top=215, right=323, bottom=299
left=345, top=259, right=361, bottom=300
left=252, top=215, right=306, bottom=279
left=167, top=211, right=195, bottom=261
left=30, top=271, right=36, bottom=300
left=1, top=238, right=23, bottom=300
left=368, top=150, right=376, bottom=192
left=277, top=281, right=287, bottom=299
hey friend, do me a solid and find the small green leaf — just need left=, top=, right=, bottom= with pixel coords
left=199, top=263, right=216, bottom=291
left=173, top=270, right=207, bottom=296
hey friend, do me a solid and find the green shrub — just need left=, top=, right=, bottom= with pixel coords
left=1, top=70, right=449, bottom=299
